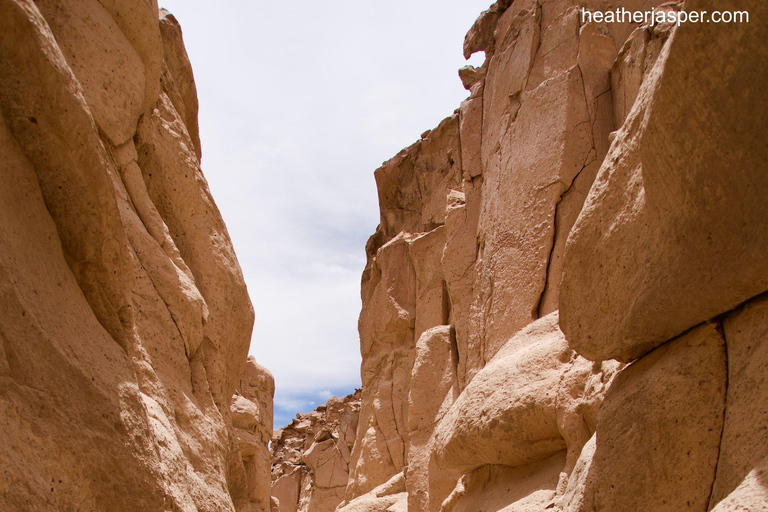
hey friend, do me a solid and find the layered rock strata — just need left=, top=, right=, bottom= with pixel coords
left=331, top=0, right=768, bottom=511
left=271, top=391, right=362, bottom=512
left=0, top=2, right=271, bottom=510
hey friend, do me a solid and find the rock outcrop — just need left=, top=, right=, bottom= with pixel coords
left=271, top=391, right=362, bottom=512
left=232, top=357, right=276, bottom=512
left=324, top=0, right=768, bottom=511
left=0, top=2, right=272, bottom=510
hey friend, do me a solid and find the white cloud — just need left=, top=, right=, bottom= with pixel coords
left=159, top=0, right=494, bottom=428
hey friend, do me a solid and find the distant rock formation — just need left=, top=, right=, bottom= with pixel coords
left=0, top=1, right=272, bottom=510
left=279, top=0, right=768, bottom=511
left=271, top=391, right=362, bottom=512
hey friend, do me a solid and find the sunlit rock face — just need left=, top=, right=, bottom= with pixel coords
left=0, top=2, right=272, bottom=510
left=315, top=0, right=768, bottom=511
left=270, top=391, right=362, bottom=512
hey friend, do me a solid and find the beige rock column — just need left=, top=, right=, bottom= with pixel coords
left=709, top=295, right=768, bottom=510
left=231, top=357, right=275, bottom=512
left=561, top=324, right=726, bottom=512
left=406, top=326, right=461, bottom=512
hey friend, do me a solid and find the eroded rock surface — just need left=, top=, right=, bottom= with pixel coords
left=318, top=0, right=768, bottom=511
left=560, top=0, right=768, bottom=362
left=232, top=357, right=276, bottom=512
left=0, top=2, right=271, bottom=510
left=271, top=391, right=362, bottom=512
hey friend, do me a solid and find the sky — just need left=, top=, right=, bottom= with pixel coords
left=158, top=0, right=491, bottom=428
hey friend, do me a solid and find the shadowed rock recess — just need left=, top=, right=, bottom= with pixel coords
left=270, top=0, right=768, bottom=511
left=2, top=0, right=767, bottom=511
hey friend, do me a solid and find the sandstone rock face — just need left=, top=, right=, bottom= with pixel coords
left=271, top=391, right=362, bottom=512
left=560, top=323, right=727, bottom=512
left=332, top=0, right=768, bottom=511
left=559, top=0, right=768, bottom=362
left=337, top=472, right=407, bottom=512
left=709, top=294, right=768, bottom=511
left=0, top=2, right=270, bottom=510
left=341, top=0, right=668, bottom=509
left=433, top=313, right=619, bottom=480
left=232, top=357, right=276, bottom=512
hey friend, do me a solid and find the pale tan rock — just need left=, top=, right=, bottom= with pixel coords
left=353, top=221, right=453, bottom=497
left=115, top=155, right=209, bottom=359
left=272, top=466, right=303, bottom=512
left=0, top=0, right=133, bottom=348
left=0, top=89, right=160, bottom=512
left=710, top=455, right=768, bottom=512
left=345, top=2, right=678, bottom=508
left=562, top=323, right=726, bottom=512
left=344, top=2, right=768, bottom=512
left=33, top=0, right=149, bottom=146
left=113, top=139, right=195, bottom=280
left=303, top=439, right=349, bottom=488
left=457, top=65, right=485, bottom=91
left=434, top=314, right=567, bottom=472
left=159, top=9, right=202, bottom=160
left=372, top=114, right=461, bottom=244
left=462, top=4, right=502, bottom=59
left=434, top=312, right=616, bottom=492
left=453, top=0, right=674, bottom=381
left=479, top=0, right=538, bottom=168
left=97, top=0, right=164, bottom=113
left=337, top=472, right=407, bottom=512
left=411, top=228, right=450, bottom=341
left=556, top=433, right=596, bottom=511
left=526, top=6, right=579, bottom=91
left=351, top=222, right=458, bottom=502
left=446, top=452, right=565, bottom=512
left=345, top=418, right=402, bottom=502
left=304, top=487, right=347, bottom=512
left=442, top=180, right=482, bottom=390
left=406, top=326, right=461, bottom=512
left=610, top=23, right=671, bottom=130
left=232, top=357, right=275, bottom=511
left=271, top=392, right=361, bottom=512
left=709, top=294, right=768, bottom=510
left=458, top=94, right=483, bottom=179
left=0, top=1, right=265, bottom=510
left=231, top=391, right=262, bottom=433
left=241, top=357, right=276, bottom=442
left=137, top=89, right=254, bottom=401
left=407, top=326, right=458, bottom=433
left=351, top=235, right=414, bottom=498
left=534, top=10, right=629, bottom=317
left=560, top=0, right=768, bottom=362
left=467, top=62, right=594, bottom=382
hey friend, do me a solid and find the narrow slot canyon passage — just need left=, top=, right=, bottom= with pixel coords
left=0, top=1, right=766, bottom=512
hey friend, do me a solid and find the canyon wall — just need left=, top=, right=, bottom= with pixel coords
left=288, top=0, right=768, bottom=511
left=0, top=1, right=272, bottom=511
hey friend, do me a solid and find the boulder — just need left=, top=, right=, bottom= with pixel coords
left=560, top=0, right=768, bottom=362
left=709, top=294, right=768, bottom=510
left=561, top=323, right=726, bottom=512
